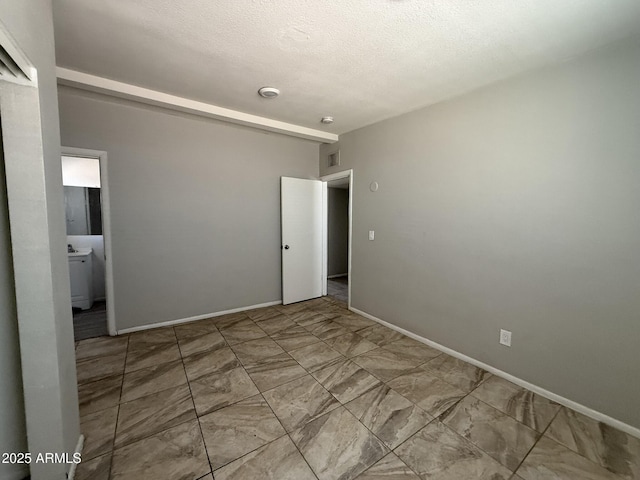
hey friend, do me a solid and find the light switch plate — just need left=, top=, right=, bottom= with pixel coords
left=368, top=230, right=375, bottom=241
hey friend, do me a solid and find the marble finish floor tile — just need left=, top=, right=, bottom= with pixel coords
left=331, top=314, right=378, bottom=332
left=245, top=306, right=282, bottom=322
left=215, top=434, right=317, bottom=480
left=115, top=384, right=196, bottom=448
left=182, top=346, right=241, bottom=381
left=244, top=352, right=307, bottom=391
left=356, top=453, right=420, bottom=480
left=395, top=421, right=512, bottom=480
left=289, top=310, right=329, bottom=327
left=190, top=366, right=260, bottom=416
left=311, top=358, right=382, bottom=404
left=124, top=343, right=181, bottom=373
left=546, top=407, right=640, bottom=480
left=387, top=367, right=466, bottom=417
left=346, top=385, right=432, bottom=450
left=274, top=301, right=309, bottom=314
left=75, top=335, right=129, bottom=360
left=111, top=420, right=210, bottom=480
left=517, top=436, right=620, bottom=480
left=177, top=330, right=226, bottom=357
left=307, top=319, right=351, bottom=340
left=270, top=325, right=321, bottom=352
left=230, top=336, right=285, bottom=365
left=76, top=352, right=126, bottom=385
left=75, top=453, right=111, bottom=480
left=353, top=348, right=421, bottom=383
left=471, top=376, right=561, bottom=432
left=381, top=337, right=442, bottom=364
left=289, top=341, right=344, bottom=372
left=255, top=315, right=297, bottom=335
left=212, top=312, right=250, bottom=330
left=325, top=332, right=378, bottom=358
left=357, top=325, right=405, bottom=347
left=173, top=318, right=218, bottom=340
left=440, top=396, right=539, bottom=471
left=423, top=353, right=490, bottom=392
left=263, top=374, right=340, bottom=432
left=128, top=328, right=177, bottom=352
left=199, top=394, right=286, bottom=469
left=290, top=406, right=388, bottom=480
left=219, top=319, right=267, bottom=345
left=80, top=406, right=118, bottom=460
left=120, top=359, right=187, bottom=403
left=78, top=374, right=122, bottom=416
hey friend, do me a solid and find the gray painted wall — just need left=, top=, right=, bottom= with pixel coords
left=328, top=187, right=349, bottom=277
left=0, top=1, right=80, bottom=479
left=0, top=124, right=28, bottom=480
left=58, top=87, right=319, bottom=331
left=320, top=37, right=640, bottom=428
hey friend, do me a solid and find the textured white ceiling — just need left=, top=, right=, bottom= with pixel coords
left=53, top=0, right=640, bottom=135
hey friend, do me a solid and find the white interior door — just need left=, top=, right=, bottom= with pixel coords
left=281, top=177, right=323, bottom=305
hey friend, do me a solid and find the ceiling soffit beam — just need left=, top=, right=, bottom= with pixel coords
left=56, top=67, right=338, bottom=144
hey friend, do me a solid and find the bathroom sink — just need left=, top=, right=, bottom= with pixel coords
left=68, top=248, right=92, bottom=257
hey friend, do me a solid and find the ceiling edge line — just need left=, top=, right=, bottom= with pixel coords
left=55, top=67, right=339, bottom=144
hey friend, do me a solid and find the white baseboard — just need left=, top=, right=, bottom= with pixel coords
left=117, top=300, right=282, bottom=334
left=350, top=306, right=640, bottom=439
left=66, top=434, right=84, bottom=480
left=328, top=273, right=348, bottom=279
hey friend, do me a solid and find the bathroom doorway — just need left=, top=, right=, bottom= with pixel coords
left=322, top=170, right=353, bottom=307
left=61, top=147, right=116, bottom=339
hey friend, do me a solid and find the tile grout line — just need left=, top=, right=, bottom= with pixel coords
left=104, top=333, right=129, bottom=480
left=510, top=404, right=564, bottom=477
left=177, top=324, right=215, bottom=478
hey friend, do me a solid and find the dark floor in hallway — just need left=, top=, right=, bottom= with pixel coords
left=74, top=300, right=108, bottom=341
left=327, top=276, right=348, bottom=304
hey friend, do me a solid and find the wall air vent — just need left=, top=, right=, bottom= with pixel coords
left=0, top=28, right=36, bottom=86
left=328, top=151, right=340, bottom=168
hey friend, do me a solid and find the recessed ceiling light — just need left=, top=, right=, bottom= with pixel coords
left=258, top=87, right=280, bottom=98
left=321, top=116, right=334, bottom=124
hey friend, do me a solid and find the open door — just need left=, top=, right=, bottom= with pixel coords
left=281, top=177, right=323, bottom=304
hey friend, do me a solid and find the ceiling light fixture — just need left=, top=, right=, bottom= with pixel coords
left=258, top=87, right=280, bottom=98
left=321, top=116, right=334, bottom=124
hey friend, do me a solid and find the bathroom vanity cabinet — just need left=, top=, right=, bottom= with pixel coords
left=68, top=249, right=94, bottom=310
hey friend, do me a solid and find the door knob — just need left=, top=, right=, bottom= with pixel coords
left=284, top=245, right=290, bottom=249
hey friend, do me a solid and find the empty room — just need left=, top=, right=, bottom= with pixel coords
left=1, top=1, right=639, bottom=480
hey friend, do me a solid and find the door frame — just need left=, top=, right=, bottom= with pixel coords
left=321, top=169, right=353, bottom=308
left=61, top=146, right=117, bottom=336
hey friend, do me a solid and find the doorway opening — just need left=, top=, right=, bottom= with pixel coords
left=61, top=147, right=116, bottom=339
left=322, top=170, right=353, bottom=308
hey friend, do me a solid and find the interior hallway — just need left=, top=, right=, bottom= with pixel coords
left=327, top=276, right=348, bottom=304
left=74, top=297, right=639, bottom=480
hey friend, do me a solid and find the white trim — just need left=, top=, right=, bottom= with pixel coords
left=350, top=306, right=640, bottom=439
left=321, top=182, right=328, bottom=296
left=328, top=273, right=348, bottom=279
left=117, top=300, right=282, bottom=334
left=321, top=169, right=353, bottom=309
left=57, top=68, right=338, bottom=144
left=61, top=147, right=117, bottom=336
left=66, top=434, right=85, bottom=480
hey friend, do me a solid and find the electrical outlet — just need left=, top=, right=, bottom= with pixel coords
left=499, top=329, right=512, bottom=347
